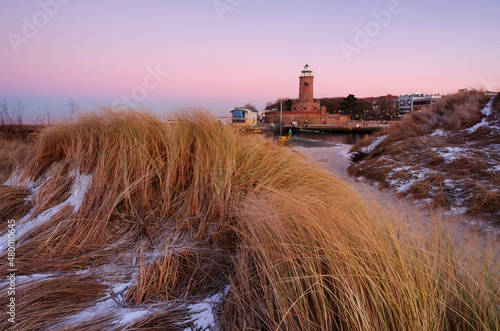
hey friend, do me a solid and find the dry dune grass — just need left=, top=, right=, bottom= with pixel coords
left=0, top=138, right=32, bottom=184
left=0, top=276, right=107, bottom=330
left=223, top=191, right=499, bottom=330
left=372, top=91, right=489, bottom=151
left=349, top=91, right=500, bottom=223
left=0, top=108, right=498, bottom=330
left=0, top=186, right=32, bottom=221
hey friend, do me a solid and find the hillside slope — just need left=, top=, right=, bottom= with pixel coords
left=348, top=92, right=500, bottom=225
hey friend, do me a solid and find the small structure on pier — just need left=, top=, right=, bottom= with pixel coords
left=230, top=105, right=258, bottom=126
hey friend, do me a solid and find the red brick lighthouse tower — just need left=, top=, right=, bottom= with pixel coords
left=292, top=64, right=321, bottom=112
left=299, top=64, right=314, bottom=102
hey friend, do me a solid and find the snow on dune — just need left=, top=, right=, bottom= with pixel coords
left=387, top=166, right=436, bottom=194
left=431, top=129, right=446, bottom=137
left=51, top=283, right=231, bottom=330
left=185, top=286, right=231, bottom=331
left=466, top=98, right=494, bottom=133
left=361, top=135, right=386, bottom=154
left=50, top=280, right=150, bottom=330
left=0, top=272, right=56, bottom=288
left=0, top=169, right=92, bottom=251
left=434, top=146, right=469, bottom=163
left=67, top=169, right=93, bottom=212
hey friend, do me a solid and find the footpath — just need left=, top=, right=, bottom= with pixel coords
left=290, top=141, right=499, bottom=260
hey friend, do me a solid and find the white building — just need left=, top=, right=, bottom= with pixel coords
left=230, top=107, right=258, bottom=126
left=399, top=93, right=442, bottom=116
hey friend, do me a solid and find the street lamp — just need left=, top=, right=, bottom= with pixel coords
left=279, top=98, right=283, bottom=145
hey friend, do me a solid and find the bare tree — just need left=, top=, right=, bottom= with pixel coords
left=244, top=103, right=256, bottom=110
left=68, top=98, right=79, bottom=119
left=37, top=106, right=44, bottom=125
left=378, top=96, right=397, bottom=119
left=45, top=107, right=52, bottom=125
left=16, top=100, right=24, bottom=125
left=1, top=98, right=10, bottom=126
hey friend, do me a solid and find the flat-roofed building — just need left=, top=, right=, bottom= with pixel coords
left=230, top=107, right=258, bottom=126
left=399, top=93, right=442, bottom=116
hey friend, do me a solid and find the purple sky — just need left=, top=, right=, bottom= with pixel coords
left=1, top=0, right=499, bottom=119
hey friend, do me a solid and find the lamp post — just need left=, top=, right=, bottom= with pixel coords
left=279, top=98, right=283, bottom=146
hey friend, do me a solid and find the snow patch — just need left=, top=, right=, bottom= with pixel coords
left=488, top=165, right=500, bottom=173
left=0, top=201, right=65, bottom=251
left=444, top=206, right=468, bottom=216
left=185, top=286, right=231, bottom=331
left=0, top=273, right=56, bottom=288
left=0, top=169, right=93, bottom=251
left=360, top=135, right=387, bottom=154
left=339, top=148, right=351, bottom=160
left=3, top=168, right=26, bottom=186
left=431, top=129, right=446, bottom=137
left=51, top=279, right=147, bottom=329
left=67, top=170, right=93, bottom=212
left=465, top=98, right=494, bottom=133
left=120, top=310, right=148, bottom=326
left=387, top=167, right=435, bottom=194
left=435, top=146, right=468, bottom=163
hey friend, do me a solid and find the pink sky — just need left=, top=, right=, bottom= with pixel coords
left=1, top=0, right=499, bottom=118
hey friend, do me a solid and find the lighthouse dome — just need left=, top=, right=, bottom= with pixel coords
left=301, top=64, right=313, bottom=77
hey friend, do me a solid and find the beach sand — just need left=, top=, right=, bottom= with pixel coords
left=291, top=142, right=436, bottom=229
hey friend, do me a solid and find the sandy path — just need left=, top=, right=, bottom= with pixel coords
left=292, top=144, right=436, bottom=227
left=291, top=143, right=500, bottom=256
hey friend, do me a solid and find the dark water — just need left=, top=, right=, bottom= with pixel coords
left=296, top=131, right=371, bottom=145
left=264, top=129, right=374, bottom=146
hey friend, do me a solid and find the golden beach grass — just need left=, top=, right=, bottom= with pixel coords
left=0, top=108, right=498, bottom=330
left=348, top=92, right=500, bottom=222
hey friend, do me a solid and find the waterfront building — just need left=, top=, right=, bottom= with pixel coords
left=230, top=106, right=258, bottom=126
left=291, top=64, right=322, bottom=112
left=398, top=93, right=442, bottom=116
left=263, top=65, right=350, bottom=125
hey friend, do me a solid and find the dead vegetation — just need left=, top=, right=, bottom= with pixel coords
left=0, top=138, right=33, bottom=184
left=0, top=109, right=498, bottom=330
left=0, top=276, right=108, bottom=330
left=349, top=91, right=500, bottom=224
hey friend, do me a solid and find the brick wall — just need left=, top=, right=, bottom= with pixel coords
left=263, top=111, right=350, bottom=124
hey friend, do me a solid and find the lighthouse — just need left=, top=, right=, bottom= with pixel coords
left=263, top=64, right=350, bottom=125
left=299, top=64, right=314, bottom=102
left=292, top=64, right=321, bottom=112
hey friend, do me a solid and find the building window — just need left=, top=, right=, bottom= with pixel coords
left=232, top=110, right=245, bottom=119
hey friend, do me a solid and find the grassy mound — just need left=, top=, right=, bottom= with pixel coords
left=0, top=109, right=498, bottom=330
left=349, top=91, right=500, bottom=224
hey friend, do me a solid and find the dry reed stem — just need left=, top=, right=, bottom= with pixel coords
left=0, top=185, right=31, bottom=223
left=0, top=276, right=107, bottom=331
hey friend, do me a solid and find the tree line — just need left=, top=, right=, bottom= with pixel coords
left=265, top=94, right=399, bottom=120
left=0, top=97, right=80, bottom=127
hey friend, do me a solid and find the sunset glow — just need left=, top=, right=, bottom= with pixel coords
left=1, top=0, right=499, bottom=118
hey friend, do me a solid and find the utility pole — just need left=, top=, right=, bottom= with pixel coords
left=279, top=98, right=283, bottom=146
